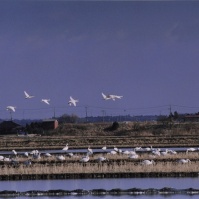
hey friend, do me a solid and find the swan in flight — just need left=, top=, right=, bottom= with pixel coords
left=68, top=96, right=79, bottom=106
left=24, top=91, right=35, bottom=99
left=41, top=99, right=50, bottom=105
left=6, top=106, right=16, bottom=112
left=102, top=93, right=123, bottom=101
left=62, top=143, right=69, bottom=151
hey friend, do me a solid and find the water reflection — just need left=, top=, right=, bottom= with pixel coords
left=1, top=177, right=199, bottom=191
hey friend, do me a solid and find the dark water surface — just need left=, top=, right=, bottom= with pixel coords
left=0, top=178, right=199, bottom=198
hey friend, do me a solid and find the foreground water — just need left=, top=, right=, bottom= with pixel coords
left=0, top=177, right=199, bottom=198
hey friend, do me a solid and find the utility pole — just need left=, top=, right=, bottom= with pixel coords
left=53, top=107, right=56, bottom=119
left=85, top=106, right=88, bottom=122
left=169, top=105, right=172, bottom=116
left=102, top=110, right=106, bottom=122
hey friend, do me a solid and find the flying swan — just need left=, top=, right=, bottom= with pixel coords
left=102, top=93, right=123, bottom=101
left=68, top=96, right=79, bottom=106
left=24, top=91, right=35, bottom=99
left=41, top=99, right=50, bottom=105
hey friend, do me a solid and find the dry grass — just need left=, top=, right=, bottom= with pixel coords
left=0, top=151, right=199, bottom=175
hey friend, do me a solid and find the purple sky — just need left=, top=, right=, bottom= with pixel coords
left=0, top=1, right=199, bottom=120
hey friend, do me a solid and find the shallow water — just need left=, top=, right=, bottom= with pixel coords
left=0, top=178, right=199, bottom=198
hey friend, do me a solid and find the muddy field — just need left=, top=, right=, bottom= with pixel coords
left=0, top=134, right=199, bottom=151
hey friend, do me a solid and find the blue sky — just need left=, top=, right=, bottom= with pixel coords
left=0, top=1, right=199, bottom=120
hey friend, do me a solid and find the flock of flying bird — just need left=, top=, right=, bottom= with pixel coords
left=0, top=144, right=195, bottom=166
left=5, top=91, right=123, bottom=113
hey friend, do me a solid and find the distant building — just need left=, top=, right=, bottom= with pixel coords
left=0, top=121, right=23, bottom=135
left=42, top=119, right=58, bottom=130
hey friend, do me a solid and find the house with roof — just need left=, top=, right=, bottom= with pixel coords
left=0, top=121, right=24, bottom=135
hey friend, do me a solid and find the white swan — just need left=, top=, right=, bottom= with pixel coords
left=44, top=153, right=52, bottom=157
left=178, top=159, right=191, bottom=164
left=161, top=149, right=169, bottom=156
left=80, top=155, right=89, bottom=162
left=23, top=159, right=31, bottom=166
left=129, top=154, right=139, bottom=159
left=141, top=160, right=155, bottom=165
left=144, top=146, right=153, bottom=151
left=24, top=152, right=29, bottom=157
left=96, top=156, right=107, bottom=162
left=41, top=99, right=50, bottom=105
left=6, top=106, right=16, bottom=112
left=62, top=143, right=69, bottom=151
left=0, top=156, right=4, bottom=161
left=108, top=150, right=117, bottom=155
left=4, top=157, right=11, bottom=162
left=12, top=150, right=17, bottom=156
left=33, top=153, right=41, bottom=159
left=24, top=91, right=35, bottom=99
left=87, top=146, right=93, bottom=154
left=56, top=155, right=65, bottom=161
left=186, top=148, right=196, bottom=153
left=68, top=96, right=78, bottom=106
left=102, top=146, right=107, bottom=151
left=102, top=92, right=123, bottom=101
left=168, top=149, right=177, bottom=155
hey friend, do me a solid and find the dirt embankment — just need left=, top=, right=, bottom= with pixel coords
left=1, top=121, right=199, bottom=150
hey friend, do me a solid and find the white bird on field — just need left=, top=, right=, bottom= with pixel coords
left=44, top=153, right=52, bottom=157
left=141, top=160, right=155, bottom=165
left=6, top=106, right=16, bottom=112
left=56, top=155, right=65, bottom=161
left=12, top=150, right=17, bottom=156
left=33, top=153, right=41, bottom=159
left=41, top=99, right=50, bottom=105
left=62, top=143, right=69, bottom=151
left=108, top=150, right=117, bottom=155
left=168, top=149, right=177, bottom=155
left=23, top=159, right=31, bottom=166
left=24, top=91, right=35, bottom=99
left=161, top=149, right=169, bottom=156
left=135, top=147, right=143, bottom=151
left=129, top=154, right=139, bottom=159
left=102, top=146, right=107, bottom=151
left=102, top=92, right=123, bottom=101
left=113, top=146, right=119, bottom=152
left=4, top=157, right=11, bottom=162
left=24, top=152, right=29, bottom=158
left=152, top=149, right=160, bottom=156
left=186, top=148, right=196, bottom=153
left=122, top=150, right=130, bottom=155
left=144, top=146, right=153, bottom=151
left=87, top=146, right=93, bottom=154
left=96, top=156, right=107, bottom=162
left=68, top=96, right=79, bottom=106
left=80, top=155, right=89, bottom=163
left=178, top=159, right=191, bottom=164
left=0, top=156, right=4, bottom=161
left=67, top=152, right=74, bottom=157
